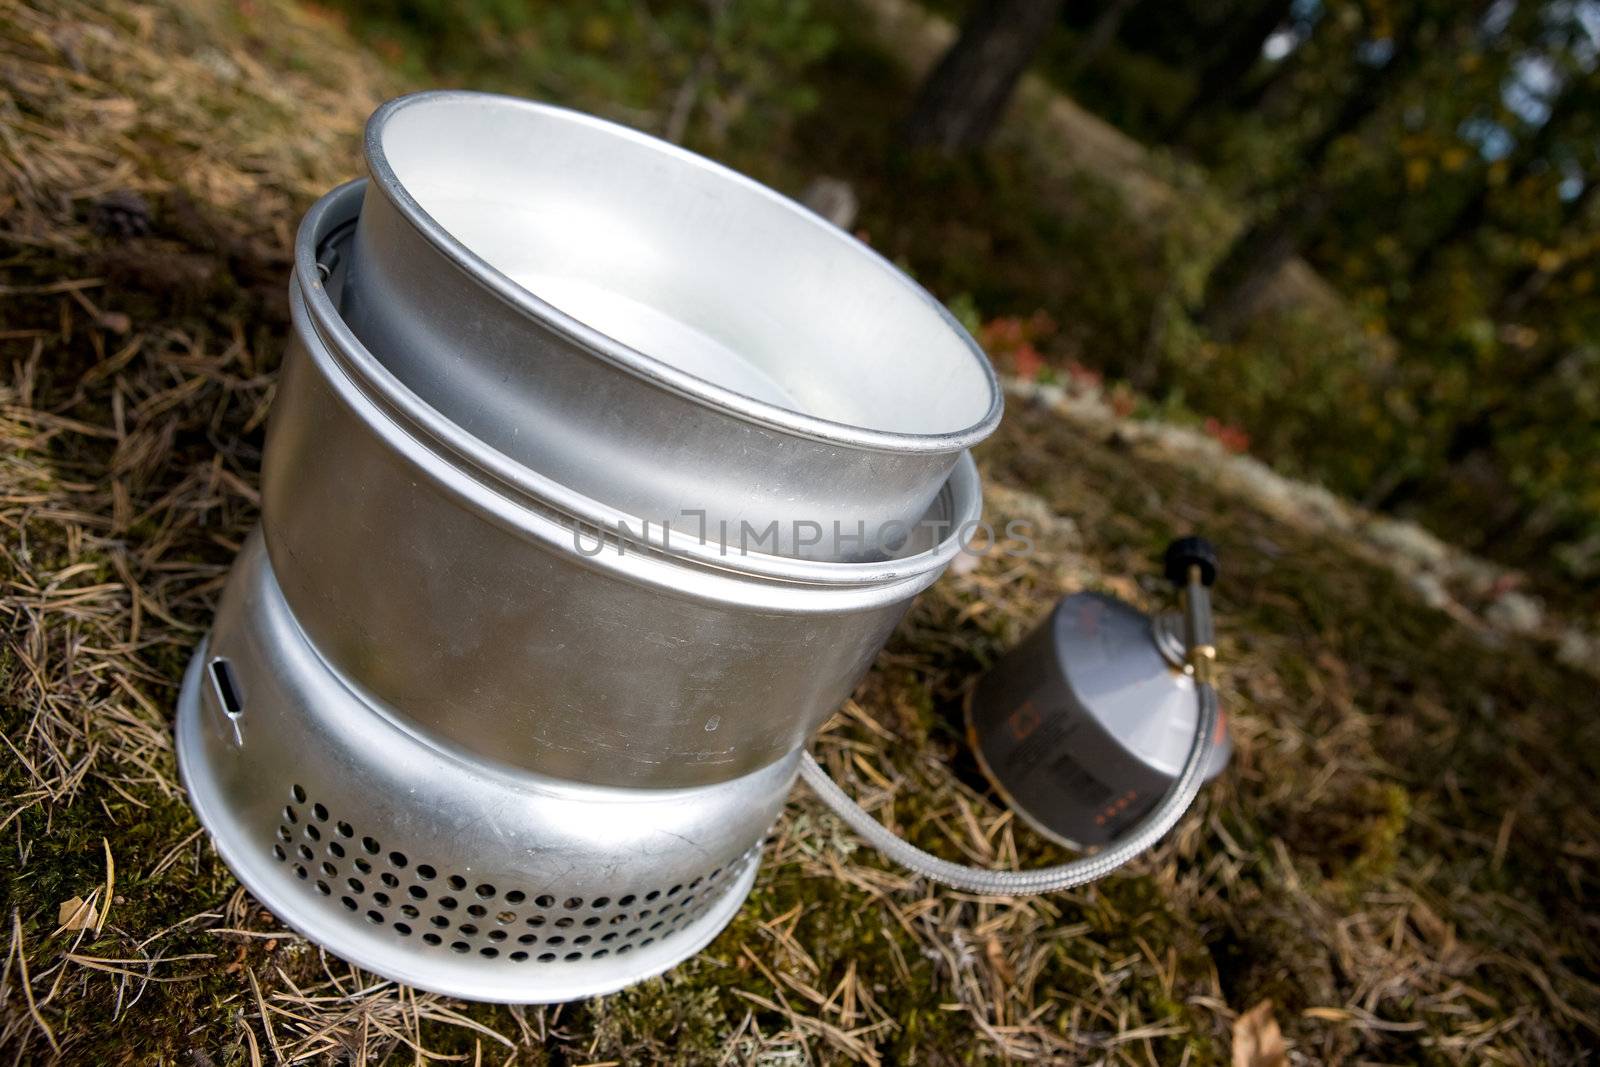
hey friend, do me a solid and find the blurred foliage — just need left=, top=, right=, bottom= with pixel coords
left=319, top=0, right=834, bottom=154
left=1016, top=0, right=1600, bottom=591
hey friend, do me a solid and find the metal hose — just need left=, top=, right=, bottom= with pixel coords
left=802, top=539, right=1223, bottom=895
left=799, top=682, right=1218, bottom=894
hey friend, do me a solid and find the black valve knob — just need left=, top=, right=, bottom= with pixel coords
left=1164, top=536, right=1218, bottom=588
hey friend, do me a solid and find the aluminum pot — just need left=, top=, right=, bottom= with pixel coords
left=263, top=180, right=984, bottom=791
left=340, top=91, right=1002, bottom=560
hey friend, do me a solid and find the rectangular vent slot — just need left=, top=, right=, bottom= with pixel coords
left=210, top=657, right=244, bottom=717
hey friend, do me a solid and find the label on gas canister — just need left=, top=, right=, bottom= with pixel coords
left=969, top=594, right=1177, bottom=849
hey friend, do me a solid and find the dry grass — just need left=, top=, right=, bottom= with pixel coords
left=2, top=0, right=1598, bottom=1062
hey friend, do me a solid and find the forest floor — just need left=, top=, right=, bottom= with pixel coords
left=2, top=0, right=1598, bottom=1064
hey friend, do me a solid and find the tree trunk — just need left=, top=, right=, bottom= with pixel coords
left=1067, top=0, right=1139, bottom=80
left=902, top=0, right=1066, bottom=154
left=1168, top=0, right=1293, bottom=138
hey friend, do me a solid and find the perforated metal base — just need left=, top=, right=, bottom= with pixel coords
left=176, top=533, right=785, bottom=1002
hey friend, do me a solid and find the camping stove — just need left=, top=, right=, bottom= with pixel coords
left=178, top=91, right=1225, bottom=1005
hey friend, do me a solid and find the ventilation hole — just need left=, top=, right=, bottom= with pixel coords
left=618, top=894, right=636, bottom=907
left=535, top=894, right=555, bottom=908
left=341, top=896, right=357, bottom=911
left=510, top=951, right=528, bottom=962
left=593, top=949, right=609, bottom=959
left=355, top=858, right=372, bottom=875
left=327, top=842, right=345, bottom=858
left=602, top=932, right=619, bottom=943
left=683, top=895, right=695, bottom=908
left=394, top=922, right=412, bottom=936
left=667, top=885, right=682, bottom=896
left=289, top=783, right=306, bottom=804
left=416, top=864, right=436, bottom=881
left=592, top=896, right=611, bottom=909
left=321, top=862, right=337, bottom=877
left=582, top=917, right=601, bottom=928
left=574, top=935, right=592, bottom=945
left=642, top=938, right=655, bottom=947
left=373, top=892, right=391, bottom=907
left=480, top=947, right=498, bottom=958
left=410, top=886, right=428, bottom=901
left=554, top=917, right=574, bottom=929
left=626, top=928, right=642, bottom=938
left=564, top=952, right=581, bottom=961
left=518, top=934, right=538, bottom=945
left=450, top=942, right=469, bottom=954
left=297, top=844, right=313, bottom=861
left=650, top=921, right=664, bottom=932
left=347, top=878, right=364, bottom=893
left=293, top=864, right=308, bottom=880
left=272, top=845, right=286, bottom=862
left=688, top=878, right=702, bottom=890
left=467, top=904, right=487, bottom=919
left=563, top=897, right=582, bottom=910
left=488, top=930, right=507, bottom=942
left=336, top=821, right=353, bottom=839
left=709, top=869, right=722, bottom=881
left=538, top=953, right=556, bottom=962
left=475, top=884, right=495, bottom=899
left=380, top=873, right=399, bottom=889
left=617, top=944, right=632, bottom=955
left=276, top=826, right=291, bottom=843
left=361, top=837, right=379, bottom=855
left=609, top=915, right=627, bottom=926
left=644, top=891, right=660, bottom=902
left=504, top=890, right=525, bottom=904
left=526, top=915, right=547, bottom=928
left=316, top=880, right=331, bottom=896
left=423, top=933, right=441, bottom=946
left=311, top=802, right=328, bottom=822
left=638, top=909, right=652, bottom=919
left=496, top=910, right=515, bottom=925
left=401, top=904, right=420, bottom=919
left=365, top=910, right=382, bottom=924
left=304, top=824, right=320, bottom=841
left=283, top=806, right=297, bottom=824
left=388, top=851, right=408, bottom=869
left=438, top=897, right=457, bottom=911
left=430, top=916, right=448, bottom=929
left=447, top=875, right=467, bottom=891
left=459, top=924, right=479, bottom=936
left=547, top=936, right=565, bottom=946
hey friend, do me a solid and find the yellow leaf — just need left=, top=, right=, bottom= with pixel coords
left=1233, top=999, right=1288, bottom=1067
left=57, top=896, right=98, bottom=932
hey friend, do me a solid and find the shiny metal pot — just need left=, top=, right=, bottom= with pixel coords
left=341, top=91, right=1002, bottom=560
left=263, top=180, right=983, bottom=791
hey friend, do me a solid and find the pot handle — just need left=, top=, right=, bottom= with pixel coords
left=799, top=537, right=1221, bottom=895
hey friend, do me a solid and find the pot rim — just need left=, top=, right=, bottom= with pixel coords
left=362, top=90, right=1004, bottom=456
left=295, top=180, right=986, bottom=590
